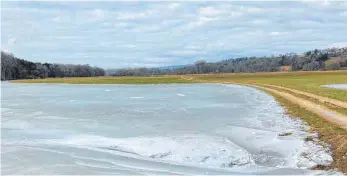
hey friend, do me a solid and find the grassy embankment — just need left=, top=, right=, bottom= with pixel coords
left=12, top=71, right=347, bottom=173
left=190, top=71, right=347, bottom=101
left=260, top=84, right=347, bottom=116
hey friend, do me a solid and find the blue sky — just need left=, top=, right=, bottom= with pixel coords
left=1, top=1, right=347, bottom=68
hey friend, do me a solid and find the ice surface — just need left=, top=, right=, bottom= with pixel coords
left=129, top=96, right=144, bottom=99
left=1, top=82, right=340, bottom=175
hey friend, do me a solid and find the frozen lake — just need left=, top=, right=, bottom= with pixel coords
left=1, top=82, right=336, bottom=175
left=323, top=84, right=347, bottom=90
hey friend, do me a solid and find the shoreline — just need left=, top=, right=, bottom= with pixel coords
left=248, top=84, right=347, bottom=130
left=204, top=81, right=346, bottom=173
left=256, top=86, right=347, bottom=174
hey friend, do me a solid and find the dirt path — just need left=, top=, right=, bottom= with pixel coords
left=231, top=82, right=347, bottom=130
left=257, top=84, right=347, bottom=108
left=179, top=75, right=194, bottom=81
left=248, top=84, right=347, bottom=130
left=180, top=75, right=347, bottom=130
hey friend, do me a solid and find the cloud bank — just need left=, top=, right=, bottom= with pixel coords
left=1, top=1, right=347, bottom=68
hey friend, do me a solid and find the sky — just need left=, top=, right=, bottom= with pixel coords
left=1, top=1, right=347, bottom=69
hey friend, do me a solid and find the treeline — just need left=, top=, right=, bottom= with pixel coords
left=2, top=47, right=346, bottom=80
left=110, top=47, right=347, bottom=76
left=1, top=51, right=105, bottom=80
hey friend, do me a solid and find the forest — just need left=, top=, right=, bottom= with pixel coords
left=109, top=47, right=347, bottom=76
left=1, top=51, right=105, bottom=80
left=1, top=47, right=347, bottom=80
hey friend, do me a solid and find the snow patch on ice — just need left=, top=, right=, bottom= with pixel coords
left=44, top=134, right=252, bottom=168
left=41, top=131, right=338, bottom=172
left=297, top=134, right=333, bottom=169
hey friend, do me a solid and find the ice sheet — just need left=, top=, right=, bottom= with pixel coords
left=1, top=83, right=340, bottom=175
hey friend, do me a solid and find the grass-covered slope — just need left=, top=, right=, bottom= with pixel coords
left=192, top=71, right=347, bottom=101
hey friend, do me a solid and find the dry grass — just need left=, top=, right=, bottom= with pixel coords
left=259, top=84, right=347, bottom=116
left=191, top=71, right=347, bottom=101
left=280, top=66, right=292, bottom=72
left=325, top=57, right=345, bottom=64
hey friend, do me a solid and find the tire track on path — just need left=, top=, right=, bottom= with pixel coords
left=256, top=84, right=347, bottom=108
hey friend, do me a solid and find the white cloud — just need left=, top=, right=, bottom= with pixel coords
left=252, top=19, right=268, bottom=24
left=91, top=9, right=104, bottom=20
left=269, top=31, right=289, bottom=36
left=246, top=7, right=266, bottom=13
left=118, top=12, right=145, bottom=20
left=7, top=38, right=17, bottom=46
left=199, top=6, right=221, bottom=16
left=52, top=13, right=72, bottom=23
left=328, top=42, right=347, bottom=48
left=302, top=0, right=330, bottom=6
left=114, top=22, right=130, bottom=28
left=229, top=11, right=242, bottom=17
left=185, top=45, right=202, bottom=50
left=117, top=11, right=154, bottom=20
left=196, top=16, right=219, bottom=26
left=169, top=50, right=200, bottom=56
left=1, top=1, right=347, bottom=68
left=144, top=57, right=172, bottom=63
left=2, top=49, right=11, bottom=53
left=198, top=5, right=242, bottom=20
left=123, top=44, right=136, bottom=48
left=168, top=3, right=180, bottom=10
left=184, top=16, right=219, bottom=29
left=52, top=16, right=62, bottom=22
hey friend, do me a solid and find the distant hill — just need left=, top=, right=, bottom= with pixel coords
left=1, top=51, right=105, bottom=81
left=109, top=47, right=347, bottom=76
left=3, top=47, right=347, bottom=79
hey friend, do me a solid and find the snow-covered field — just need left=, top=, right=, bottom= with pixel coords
left=1, top=83, right=340, bottom=175
left=323, top=84, right=347, bottom=90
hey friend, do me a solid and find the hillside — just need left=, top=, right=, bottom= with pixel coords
left=2, top=47, right=347, bottom=80
left=1, top=51, right=105, bottom=81
left=110, top=47, right=347, bottom=76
